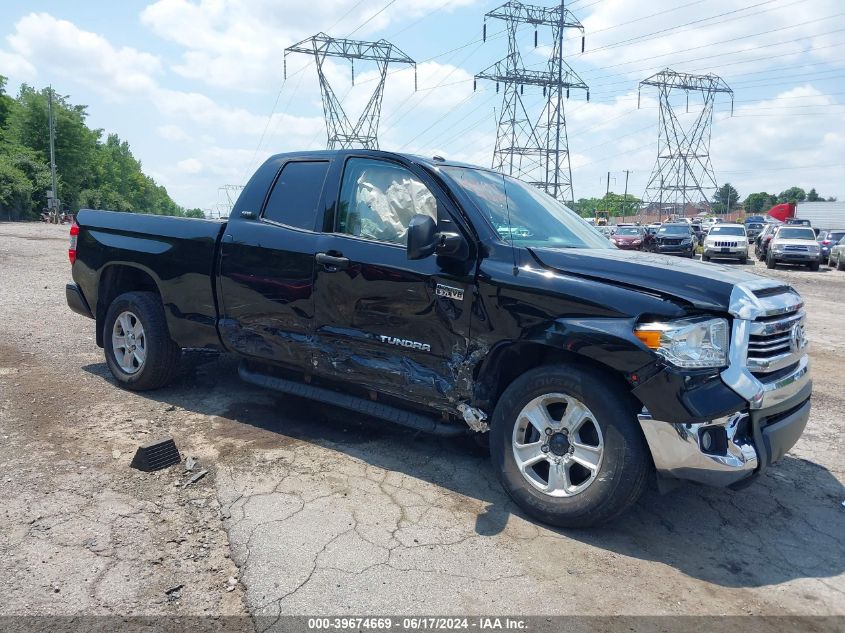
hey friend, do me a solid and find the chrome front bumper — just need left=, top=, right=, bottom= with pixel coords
left=639, top=279, right=813, bottom=488
left=639, top=411, right=758, bottom=487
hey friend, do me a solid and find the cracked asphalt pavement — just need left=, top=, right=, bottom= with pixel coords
left=0, top=222, right=843, bottom=623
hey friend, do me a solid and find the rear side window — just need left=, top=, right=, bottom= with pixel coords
left=262, top=161, right=329, bottom=230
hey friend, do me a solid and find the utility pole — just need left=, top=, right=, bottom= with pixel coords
left=605, top=171, right=611, bottom=215
left=48, top=86, right=59, bottom=222
left=622, top=170, right=631, bottom=220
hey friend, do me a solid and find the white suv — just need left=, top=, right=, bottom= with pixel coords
left=767, top=226, right=821, bottom=271
left=702, top=223, right=748, bottom=263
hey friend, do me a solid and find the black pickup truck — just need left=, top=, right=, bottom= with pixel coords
left=66, top=150, right=812, bottom=527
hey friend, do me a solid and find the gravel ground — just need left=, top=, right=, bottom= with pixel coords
left=0, top=221, right=842, bottom=624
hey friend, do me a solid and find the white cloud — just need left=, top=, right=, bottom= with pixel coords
left=140, top=0, right=478, bottom=92
left=157, top=124, right=192, bottom=141
left=0, top=49, right=36, bottom=83
left=5, top=13, right=161, bottom=99
left=177, top=157, right=203, bottom=173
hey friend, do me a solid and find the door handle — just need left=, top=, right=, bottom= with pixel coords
left=316, top=252, right=350, bottom=271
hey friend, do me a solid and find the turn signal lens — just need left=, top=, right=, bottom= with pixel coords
left=634, top=329, right=661, bottom=349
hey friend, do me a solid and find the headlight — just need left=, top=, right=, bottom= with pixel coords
left=808, top=244, right=820, bottom=253
left=772, top=243, right=785, bottom=252
left=635, top=317, right=729, bottom=369
left=633, top=239, right=642, bottom=245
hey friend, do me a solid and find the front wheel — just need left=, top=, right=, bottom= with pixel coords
left=104, top=291, right=180, bottom=391
left=809, top=261, right=820, bottom=271
left=766, top=253, right=776, bottom=269
left=838, top=257, right=845, bottom=271
left=490, top=365, right=649, bottom=528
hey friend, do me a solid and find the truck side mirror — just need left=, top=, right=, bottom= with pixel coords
left=407, top=214, right=469, bottom=261
left=407, top=214, right=438, bottom=260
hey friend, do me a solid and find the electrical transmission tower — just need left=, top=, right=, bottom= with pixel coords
left=475, top=1, right=588, bottom=204
left=639, top=68, right=733, bottom=218
left=217, top=185, right=244, bottom=218
left=285, top=33, right=416, bottom=150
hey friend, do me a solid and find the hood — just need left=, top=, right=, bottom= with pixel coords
left=773, top=239, right=818, bottom=248
left=705, top=234, right=747, bottom=242
left=655, top=233, right=692, bottom=240
left=528, top=247, right=768, bottom=312
left=613, top=235, right=641, bottom=242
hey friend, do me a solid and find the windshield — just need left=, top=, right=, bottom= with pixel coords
left=748, top=223, right=763, bottom=230
left=709, top=226, right=745, bottom=236
left=440, top=167, right=610, bottom=249
left=778, top=228, right=816, bottom=240
left=828, top=231, right=845, bottom=242
left=615, top=227, right=641, bottom=236
left=658, top=225, right=690, bottom=236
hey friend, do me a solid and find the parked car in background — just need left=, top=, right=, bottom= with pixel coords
left=702, top=224, right=748, bottom=263
left=654, top=223, right=696, bottom=257
left=755, top=223, right=779, bottom=261
left=817, top=229, right=845, bottom=264
left=690, top=222, right=704, bottom=243
left=785, top=218, right=812, bottom=227
left=611, top=226, right=645, bottom=250
left=744, top=215, right=767, bottom=225
left=766, top=226, right=821, bottom=270
left=828, top=236, right=845, bottom=270
left=746, top=222, right=765, bottom=241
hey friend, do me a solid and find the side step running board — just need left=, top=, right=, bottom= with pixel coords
left=238, top=364, right=466, bottom=437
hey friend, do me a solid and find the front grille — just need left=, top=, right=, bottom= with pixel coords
left=713, top=241, right=738, bottom=247
left=747, top=306, right=805, bottom=379
left=784, top=245, right=809, bottom=252
left=662, top=239, right=681, bottom=245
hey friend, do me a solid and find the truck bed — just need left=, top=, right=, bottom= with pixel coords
left=72, top=209, right=227, bottom=350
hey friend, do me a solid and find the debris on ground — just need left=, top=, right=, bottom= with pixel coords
left=184, top=456, right=197, bottom=472
left=183, top=469, right=208, bottom=488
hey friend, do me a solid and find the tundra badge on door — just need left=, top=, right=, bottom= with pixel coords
left=378, top=335, right=431, bottom=352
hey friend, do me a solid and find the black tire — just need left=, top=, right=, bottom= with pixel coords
left=740, top=255, right=748, bottom=265
left=104, top=291, right=180, bottom=391
left=809, top=261, right=820, bottom=271
left=766, top=253, right=776, bottom=269
left=838, top=257, right=845, bottom=271
left=701, top=253, right=710, bottom=262
left=490, top=365, right=649, bottom=528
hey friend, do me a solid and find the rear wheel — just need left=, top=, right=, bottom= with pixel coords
left=490, top=365, right=649, bottom=528
left=104, top=291, right=180, bottom=391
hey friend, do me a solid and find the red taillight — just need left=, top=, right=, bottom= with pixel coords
left=823, top=240, right=831, bottom=245
left=69, top=220, right=79, bottom=264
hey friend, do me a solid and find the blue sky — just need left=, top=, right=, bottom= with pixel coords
left=1, top=0, right=843, bottom=212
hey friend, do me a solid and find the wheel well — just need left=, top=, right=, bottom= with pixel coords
left=475, top=342, right=636, bottom=413
left=96, top=265, right=160, bottom=347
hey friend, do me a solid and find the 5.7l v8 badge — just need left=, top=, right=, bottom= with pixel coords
left=435, top=284, right=464, bottom=301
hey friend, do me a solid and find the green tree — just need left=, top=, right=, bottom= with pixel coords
left=184, top=208, right=205, bottom=218
left=712, top=183, right=739, bottom=214
left=743, top=192, right=777, bottom=214
left=0, top=154, right=34, bottom=220
left=0, top=80, right=186, bottom=219
left=807, top=188, right=821, bottom=202
left=778, top=186, right=806, bottom=203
